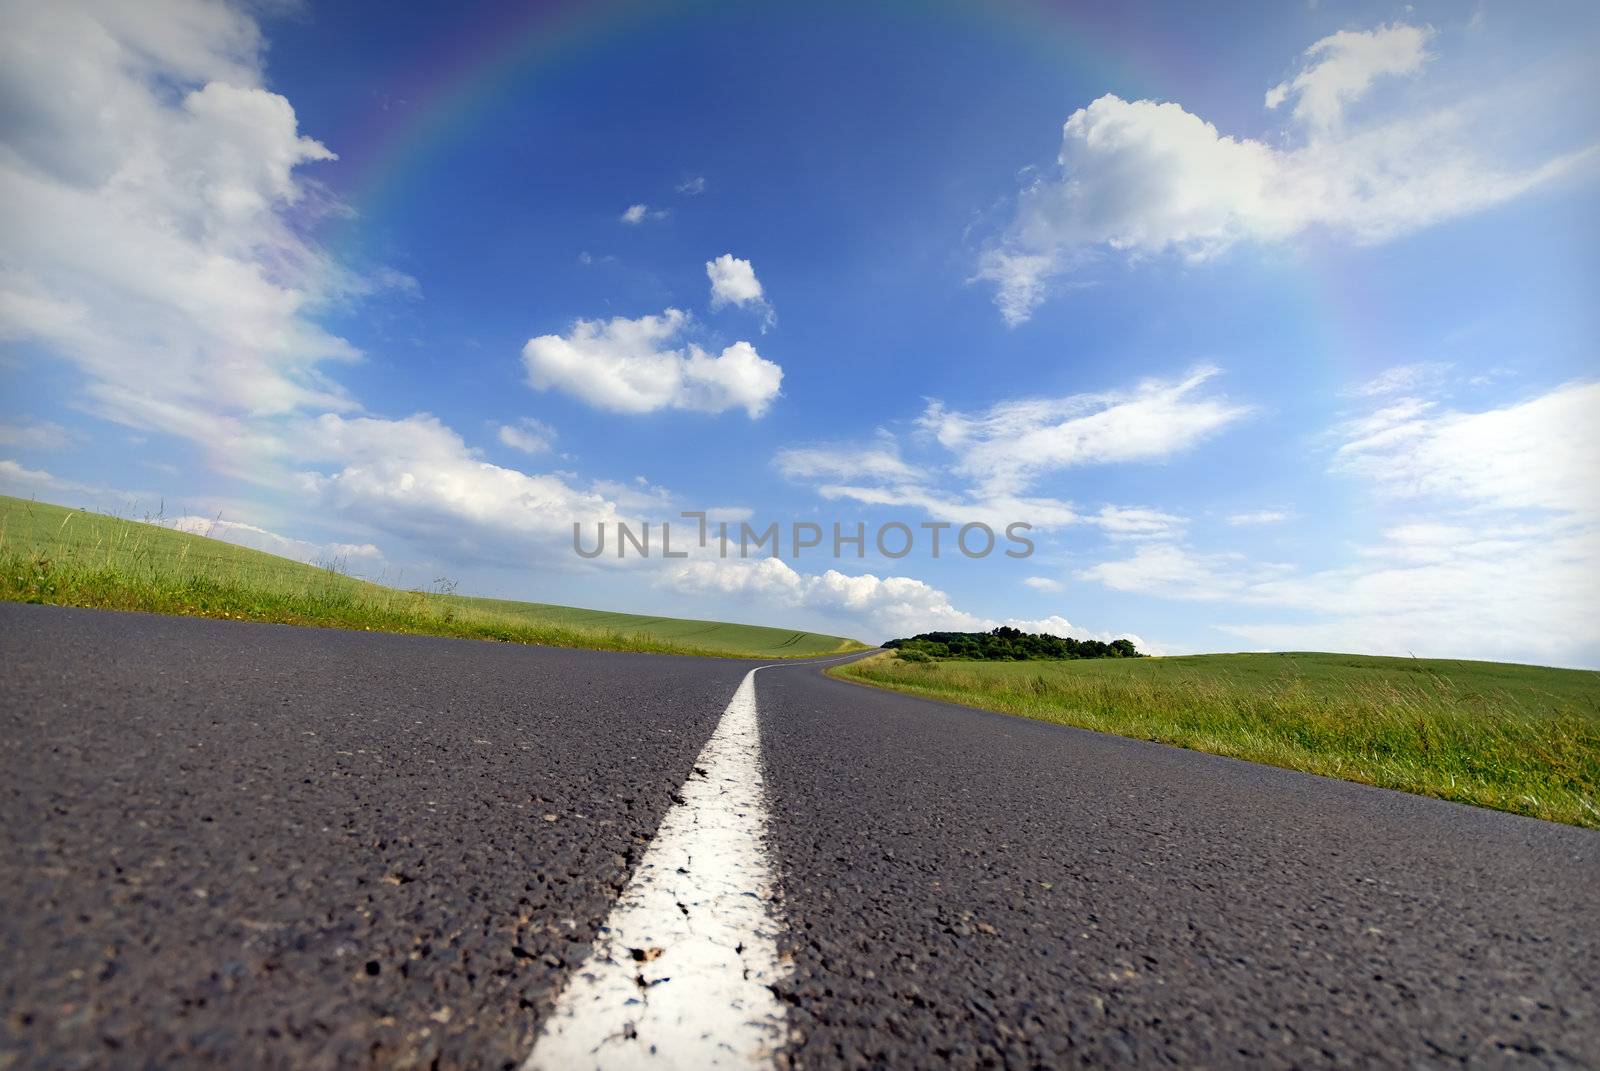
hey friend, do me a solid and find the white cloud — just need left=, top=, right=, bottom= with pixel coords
left=294, top=413, right=632, bottom=554
left=807, top=480, right=1084, bottom=533
left=497, top=417, right=557, bottom=455
left=620, top=203, right=667, bottom=224
left=0, top=458, right=142, bottom=505
left=0, top=459, right=73, bottom=492
left=677, top=176, right=707, bottom=195
left=972, top=250, right=1058, bottom=330
left=1333, top=380, right=1600, bottom=517
left=707, top=254, right=775, bottom=330
left=774, top=369, right=1244, bottom=540
left=1079, top=381, right=1600, bottom=666
left=706, top=254, right=765, bottom=308
left=1231, top=518, right=1598, bottom=666
left=659, top=557, right=981, bottom=636
left=0, top=0, right=396, bottom=476
left=0, top=1, right=790, bottom=594
left=1079, top=544, right=1259, bottom=602
left=0, top=420, right=72, bottom=450
left=521, top=308, right=783, bottom=418
left=656, top=555, right=1139, bottom=644
left=774, top=442, right=923, bottom=484
left=1226, top=509, right=1292, bottom=526
left=157, top=515, right=383, bottom=568
left=920, top=366, right=1250, bottom=496
left=1265, top=23, right=1433, bottom=129
left=982, top=23, right=1594, bottom=323
left=1349, top=361, right=1452, bottom=397
left=1023, top=576, right=1064, bottom=592
left=1090, top=505, right=1188, bottom=540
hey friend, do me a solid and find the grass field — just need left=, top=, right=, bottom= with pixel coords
left=834, top=651, right=1600, bottom=828
left=0, top=495, right=864, bottom=659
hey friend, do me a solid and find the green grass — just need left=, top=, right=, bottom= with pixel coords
left=0, top=495, right=864, bottom=659
left=833, top=651, right=1600, bottom=828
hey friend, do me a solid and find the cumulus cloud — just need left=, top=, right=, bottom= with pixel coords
left=658, top=557, right=984, bottom=636
left=656, top=555, right=1141, bottom=644
left=293, top=413, right=632, bottom=554
left=677, top=176, right=707, bottom=195
left=706, top=254, right=765, bottom=308
left=0, top=0, right=378, bottom=455
left=1078, top=381, right=1600, bottom=665
left=707, top=253, right=775, bottom=330
left=0, top=0, right=765, bottom=616
left=981, top=23, right=1594, bottom=323
left=1023, top=576, right=1064, bottom=592
left=521, top=309, right=783, bottom=418
left=497, top=417, right=557, bottom=455
left=0, top=1, right=749, bottom=584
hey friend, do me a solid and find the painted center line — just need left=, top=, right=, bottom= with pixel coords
left=522, top=666, right=789, bottom=1070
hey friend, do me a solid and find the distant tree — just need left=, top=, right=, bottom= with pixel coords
left=887, top=627, right=1144, bottom=662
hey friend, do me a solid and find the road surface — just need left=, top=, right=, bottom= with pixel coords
left=2, top=603, right=1596, bottom=1068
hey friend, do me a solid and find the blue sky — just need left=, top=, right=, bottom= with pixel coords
left=2, top=0, right=1597, bottom=665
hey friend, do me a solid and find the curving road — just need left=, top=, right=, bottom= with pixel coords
left=2, top=602, right=1596, bottom=1069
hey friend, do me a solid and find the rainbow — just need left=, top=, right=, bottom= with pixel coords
left=325, top=0, right=1195, bottom=225
left=317, top=0, right=1353, bottom=408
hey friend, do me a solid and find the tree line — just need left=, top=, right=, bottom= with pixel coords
left=884, top=626, right=1143, bottom=661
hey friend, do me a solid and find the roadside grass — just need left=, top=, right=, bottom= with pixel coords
left=833, top=651, right=1600, bottom=828
left=0, top=495, right=864, bottom=659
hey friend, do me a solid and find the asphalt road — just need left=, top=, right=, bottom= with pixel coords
left=3, top=602, right=1597, bottom=1069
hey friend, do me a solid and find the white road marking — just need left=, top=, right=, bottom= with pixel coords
left=522, top=664, right=794, bottom=1070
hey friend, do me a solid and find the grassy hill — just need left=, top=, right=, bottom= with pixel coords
left=836, top=650, right=1600, bottom=828
left=0, top=495, right=863, bottom=659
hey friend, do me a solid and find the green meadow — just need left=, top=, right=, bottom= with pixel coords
left=834, top=650, right=1600, bottom=828
left=0, top=495, right=863, bottom=659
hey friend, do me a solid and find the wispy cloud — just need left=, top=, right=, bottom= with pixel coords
left=620, top=202, right=669, bottom=224
left=776, top=367, right=1247, bottom=537
left=0, top=420, right=73, bottom=451
left=1226, top=510, right=1292, bottom=526
left=497, top=418, right=557, bottom=455
left=920, top=366, right=1251, bottom=497
left=1348, top=362, right=1452, bottom=398
left=1078, top=381, right=1600, bottom=665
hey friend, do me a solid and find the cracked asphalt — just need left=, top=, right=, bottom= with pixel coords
left=3, top=602, right=1598, bottom=1069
